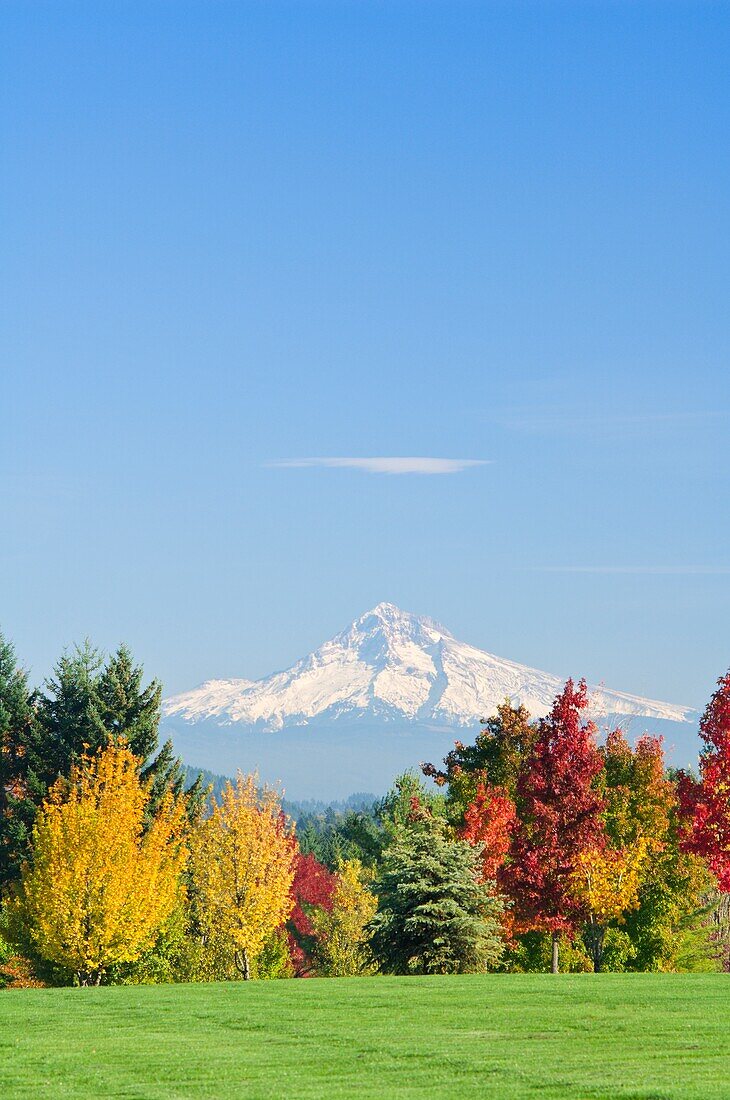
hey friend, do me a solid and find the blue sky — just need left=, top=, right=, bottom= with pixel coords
left=2, top=1, right=729, bottom=708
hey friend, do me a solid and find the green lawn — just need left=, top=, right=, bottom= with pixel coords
left=1, top=974, right=729, bottom=1099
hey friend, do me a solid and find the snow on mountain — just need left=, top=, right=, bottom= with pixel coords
left=163, top=602, right=694, bottom=731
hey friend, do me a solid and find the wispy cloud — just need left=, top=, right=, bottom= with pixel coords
left=529, top=566, right=730, bottom=576
left=497, top=409, right=728, bottom=434
left=269, top=457, right=490, bottom=475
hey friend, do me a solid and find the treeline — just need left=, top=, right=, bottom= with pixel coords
left=180, top=766, right=376, bottom=825
left=2, top=631, right=730, bottom=985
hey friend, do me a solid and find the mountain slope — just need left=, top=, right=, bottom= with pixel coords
left=163, top=602, right=694, bottom=730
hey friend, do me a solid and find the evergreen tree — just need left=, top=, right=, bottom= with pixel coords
left=368, top=802, right=504, bottom=974
left=35, top=642, right=192, bottom=821
left=97, top=645, right=161, bottom=760
left=98, top=645, right=190, bottom=814
left=0, top=634, right=41, bottom=890
left=36, top=642, right=107, bottom=789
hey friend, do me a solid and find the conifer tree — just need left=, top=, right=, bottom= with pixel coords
left=36, top=642, right=190, bottom=817
left=36, top=642, right=107, bottom=790
left=368, top=801, right=504, bottom=974
left=0, top=634, right=42, bottom=890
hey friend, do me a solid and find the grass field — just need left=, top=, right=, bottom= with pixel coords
left=1, top=973, right=729, bottom=1099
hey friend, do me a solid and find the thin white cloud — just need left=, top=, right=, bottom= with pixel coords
left=497, top=409, right=728, bottom=433
left=269, top=457, right=490, bottom=475
left=530, top=566, right=730, bottom=575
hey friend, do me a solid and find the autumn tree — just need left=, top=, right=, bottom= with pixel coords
left=596, top=728, right=713, bottom=971
left=460, top=783, right=516, bottom=940
left=368, top=801, right=504, bottom=975
left=312, top=859, right=377, bottom=976
left=287, top=852, right=337, bottom=976
left=504, top=679, right=605, bottom=973
left=461, top=784, right=517, bottom=884
left=190, top=774, right=296, bottom=979
left=570, top=840, right=647, bottom=970
left=423, top=701, right=537, bottom=821
left=8, top=743, right=186, bottom=985
left=679, top=671, right=730, bottom=890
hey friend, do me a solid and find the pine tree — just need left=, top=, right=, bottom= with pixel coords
left=36, top=642, right=189, bottom=816
left=0, top=634, right=41, bottom=890
left=368, top=802, right=504, bottom=974
left=36, top=641, right=107, bottom=790
left=97, top=644, right=161, bottom=760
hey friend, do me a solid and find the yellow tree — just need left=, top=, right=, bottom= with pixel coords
left=10, top=744, right=186, bottom=985
left=570, top=839, right=648, bottom=971
left=312, top=859, right=377, bottom=976
left=190, top=774, right=295, bottom=979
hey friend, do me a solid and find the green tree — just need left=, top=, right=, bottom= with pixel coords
left=0, top=634, right=42, bottom=890
left=368, top=803, right=504, bottom=975
left=36, top=642, right=192, bottom=816
left=35, top=642, right=107, bottom=790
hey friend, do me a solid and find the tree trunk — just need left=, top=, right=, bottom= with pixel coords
left=235, top=949, right=251, bottom=980
left=551, top=932, right=559, bottom=974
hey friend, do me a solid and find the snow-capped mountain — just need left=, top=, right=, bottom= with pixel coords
left=162, top=604, right=698, bottom=798
left=163, top=602, right=693, bottom=730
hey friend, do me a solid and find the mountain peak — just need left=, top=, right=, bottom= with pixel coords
left=163, top=604, right=695, bottom=734
left=356, top=601, right=451, bottom=635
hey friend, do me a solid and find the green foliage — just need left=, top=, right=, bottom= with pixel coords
left=108, top=904, right=196, bottom=985
left=506, top=931, right=592, bottom=973
left=368, top=806, right=504, bottom=974
left=0, top=633, right=40, bottom=890
left=251, top=930, right=294, bottom=980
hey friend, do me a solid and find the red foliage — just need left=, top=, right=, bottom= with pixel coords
left=461, top=782, right=518, bottom=942
left=287, top=852, right=337, bottom=976
left=460, top=784, right=516, bottom=883
left=678, top=671, right=730, bottom=891
left=503, top=678, right=606, bottom=936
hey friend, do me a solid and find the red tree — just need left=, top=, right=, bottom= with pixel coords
left=504, top=679, right=606, bottom=972
left=287, top=853, right=337, bottom=976
left=678, top=671, right=730, bottom=891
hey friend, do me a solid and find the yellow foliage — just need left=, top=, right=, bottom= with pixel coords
left=189, top=774, right=295, bottom=979
left=571, top=839, right=649, bottom=925
left=11, top=744, right=186, bottom=985
left=312, top=859, right=377, bottom=976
